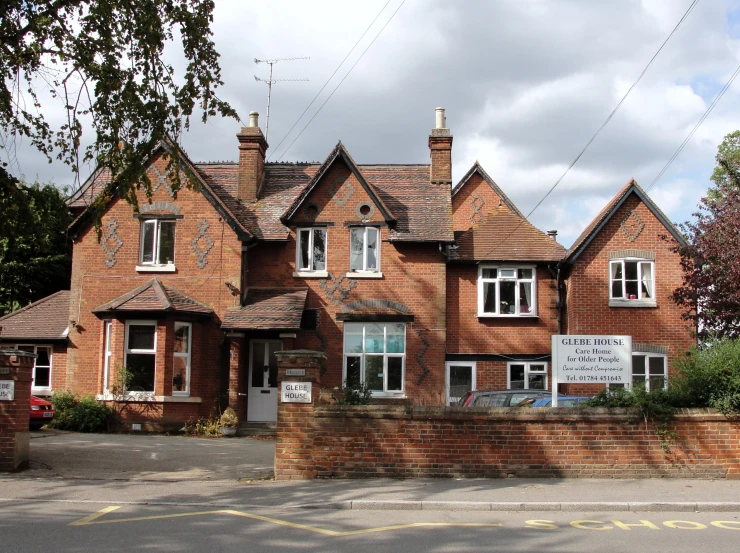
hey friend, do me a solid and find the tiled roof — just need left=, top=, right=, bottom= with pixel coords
left=0, top=291, right=70, bottom=341
left=67, top=168, right=111, bottom=208
left=452, top=162, right=524, bottom=218
left=566, top=179, right=687, bottom=263
left=92, top=279, right=213, bottom=316
left=450, top=206, right=566, bottom=262
left=222, top=288, right=308, bottom=330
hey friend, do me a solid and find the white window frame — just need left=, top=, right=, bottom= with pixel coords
left=138, top=219, right=176, bottom=269
left=342, top=322, right=405, bottom=396
left=295, top=227, right=328, bottom=274
left=478, top=265, right=537, bottom=317
left=14, top=344, right=52, bottom=392
left=445, top=361, right=476, bottom=406
left=630, top=353, right=667, bottom=392
left=507, top=361, right=548, bottom=390
left=102, top=321, right=113, bottom=394
left=124, top=320, right=157, bottom=395
left=349, top=226, right=381, bottom=273
left=172, top=322, right=192, bottom=396
left=609, top=258, right=655, bottom=306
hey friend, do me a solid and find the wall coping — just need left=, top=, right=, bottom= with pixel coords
left=276, top=349, right=327, bottom=359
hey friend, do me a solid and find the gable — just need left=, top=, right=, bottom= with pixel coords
left=452, top=163, right=523, bottom=232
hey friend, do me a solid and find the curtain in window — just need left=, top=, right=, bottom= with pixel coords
left=640, top=262, right=653, bottom=299
left=611, top=262, right=623, bottom=298
left=519, top=282, right=532, bottom=313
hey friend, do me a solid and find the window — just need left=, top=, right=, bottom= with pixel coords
left=102, top=321, right=113, bottom=394
left=296, top=228, right=327, bottom=273
left=172, top=322, right=192, bottom=395
left=508, top=362, right=547, bottom=390
left=125, top=321, right=157, bottom=393
left=17, top=345, right=52, bottom=390
left=140, top=219, right=175, bottom=266
left=478, top=266, right=536, bottom=316
left=343, top=322, right=405, bottom=395
left=610, top=259, right=654, bottom=302
left=349, top=227, right=379, bottom=272
left=632, top=353, right=666, bottom=391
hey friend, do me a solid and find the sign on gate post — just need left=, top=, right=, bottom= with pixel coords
left=551, top=335, right=632, bottom=407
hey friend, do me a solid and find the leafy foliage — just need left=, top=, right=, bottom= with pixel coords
left=219, top=406, right=239, bottom=428
left=50, top=390, right=111, bottom=432
left=709, top=130, right=740, bottom=200
left=333, top=381, right=373, bottom=405
left=0, top=170, right=71, bottom=315
left=1, top=1, right=237, bottom=222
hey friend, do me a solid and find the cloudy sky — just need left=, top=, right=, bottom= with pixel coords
left=11, top=0, right=740, bottom=247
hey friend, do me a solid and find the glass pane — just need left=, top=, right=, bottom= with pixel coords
left=518, top=268, right=533, bottom=279
left=611, top=262, right=623, bottom=280
left=611, top=280, right=623, bottom=298
left=625, top=280, right=639, bottom=299
left=511, top=393, right=533, bottom=406
left=366, top=228, right=378, bottom=270
left=141, top=221, right=155, bottom=263
left=483, top=282, right=497, bottom=313
left=174, top=323, right=190, bottom=353
left=640, top=262, right=653, bottom=299
left=489, top=395, right=507, bottom=407
left=350, top=228, right=364, bottom=271
left=313, top=229, right=326, bottom=271
left=365, top=356, right=384, bottom=392
left=126, top=354, right=155, bottom=392
left=157, top=221, right=175, bottom=264
left=35, top=346, right=50, bottom=367
left=528, top=374, right=546, bottom=390
left=365, top=323, right=384, bottom=353
left=344, top=334, right=363, bottom=354
left=510, top=364, right=525, bottom=389
left=632, top=355, right=646, bottom=375
left=519, top=282, right=532, bottom=314
left=34, top=366, right=51, bottom=388
left=481, top=268, right=497, bottom=279
left=449, top=365, right=472, bottom=404
left=128, top=325, right=155, bottom=351
left=649, top=356, right=665, bottom=376
left=387, top=335, right=405, bottom=353
left=18, top=345, right=34, bottom=353
left=529, top=364, right=546, bottom=373
left=298, top=229, right=310, bottom=270
left=346, top=356, right=361, bottom=387
left=172, top=356, right=188, bottom=392
left=625, top=261, right=638, bottom=280
left=267, top=342, right=280, bottom=388
left=500, top=281, right=516, bottom=314
left=388, top=357, right=403, bottom=391
left=649, top=376, right=665, bottom=391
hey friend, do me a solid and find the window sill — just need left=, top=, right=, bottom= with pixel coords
left=609, top=299, right=657, bottom=308
left=96, top=394, right=202, bottom=403
left=346, top=272, right=383, bottom=279
left=136, top=264, right=177, bottom=273
left=32, top=389, right=52, bottom=397
left=477, top=313, right=538, bottom=318
left=293, top=271, right=328, bottom=279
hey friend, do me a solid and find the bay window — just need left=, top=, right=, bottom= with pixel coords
left=343, top=322, right=405, bottom=395
left=125, top=321, right=157, bottom=393
left=172, top=322, right=192, bottom=395
left=478, top=266, right=536, bottom=316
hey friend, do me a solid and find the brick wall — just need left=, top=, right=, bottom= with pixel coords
left=0, top=350, right=34, bottom=472
left=275, top=405, right=740, bottom=480
left=67, top=151, right=242, bottom=420
left=451, top=171, right=507, bottom=232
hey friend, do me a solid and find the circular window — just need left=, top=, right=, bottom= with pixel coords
left=356, top=202, right=375, bottom=220
left=303, top=202, right=320, bottom=220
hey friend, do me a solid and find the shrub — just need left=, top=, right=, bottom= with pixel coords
left=220, top=407, right=239, bottom=428
left=50, top=391, right=111, bottom=432
left=333, top=381, right=372, bottom=405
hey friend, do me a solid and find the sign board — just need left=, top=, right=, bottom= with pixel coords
left=285, top=368, right=306, bottom=377
left=0, top=380, right=14, bottom=401
left=0, top=367, right=9, bottom=375
left=281, top=381, right=312, bottom=403
left=551, top=335, right=632, bottom=407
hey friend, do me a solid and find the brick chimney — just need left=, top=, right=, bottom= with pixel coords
left=237, top=111, right=268, bottom=202
left=428, top=107, right=453, bottom=185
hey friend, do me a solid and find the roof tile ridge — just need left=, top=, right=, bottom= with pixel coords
left=151, top=278, right=173, bottom=310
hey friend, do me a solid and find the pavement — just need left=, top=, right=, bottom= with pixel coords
left=1, top=429, right=738, bottom=513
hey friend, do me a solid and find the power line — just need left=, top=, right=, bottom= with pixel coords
left=647, top=63, right=740, bottom=192
left=276, top=0, right=407, bottom=161
left=268, top=1, right=393, bottom=161
left=476, top=0, right=699, bottom=258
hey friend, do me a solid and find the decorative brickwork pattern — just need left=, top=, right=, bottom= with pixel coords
left=633, top=343, right=669, bottom=354
left=355, top=202, right=375, bottom=221
left=140, top=201, right=180, bottom=214
left=151, top=165, right=176, bottom=198
left=470, top=193, right=484, bottom=224
left=341, top=299, right=410, bottom=314
left=620, top=209, right=645, bottom=241
left=101, top=220, right=123, bottom=268
left=608, top=249, right=655, bottom=260
left=328, top=175, right=354, bottom=206
left=190, top=220, right=214, bottom=269
left=319, top=272, right=356, bottom=306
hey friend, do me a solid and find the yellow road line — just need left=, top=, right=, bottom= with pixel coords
left=70, top=506, right=502, bottom=536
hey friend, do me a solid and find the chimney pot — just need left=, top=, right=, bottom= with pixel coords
left=547, top=230, right=558, bottom=241
left=249, top=111, right=259, bottom=128
left=435, top=107, right=446, bottom=129
left=429, top=107, right=452, bottom=184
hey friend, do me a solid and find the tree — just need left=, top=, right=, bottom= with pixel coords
left=672, top=153, right=740, bottom=340
left=0, top=173, right=72, bottom=315
left=708, top=130, right=740, bottom=201
left=1, top=1, right=237, bottom=222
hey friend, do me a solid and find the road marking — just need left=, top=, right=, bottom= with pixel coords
left=70, top=506, right=503, bottom=536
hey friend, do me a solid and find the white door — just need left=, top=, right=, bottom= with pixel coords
left=446, top=362, right=476, bottom=406
left=247, top=340, right=282, bottom=422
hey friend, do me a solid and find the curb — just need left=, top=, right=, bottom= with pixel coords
left=299, top=501, right=740, bottom=512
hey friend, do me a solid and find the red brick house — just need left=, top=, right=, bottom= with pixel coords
left=2, top=108, right=695, bottom=427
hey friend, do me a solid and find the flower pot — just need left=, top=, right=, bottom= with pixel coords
left=221, top=426, right=237, bottom=437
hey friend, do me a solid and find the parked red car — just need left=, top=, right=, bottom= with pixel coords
left=30, top=395, right=55, bottom=430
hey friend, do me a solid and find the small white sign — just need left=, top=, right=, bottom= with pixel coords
left=281, top=381, right=312, bottom=403
left=551, top=335, right=632, bottom=407
left=285, top=368, right=306, bottom=377
left=0, top=380, right=15, bottom=401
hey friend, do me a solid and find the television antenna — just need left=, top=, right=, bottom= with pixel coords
left=254, top=57, right=309, bottom=141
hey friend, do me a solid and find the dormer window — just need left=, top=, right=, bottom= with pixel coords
left=350, top=227, right=379, bottom=273
left=296, top=228, right=327, bottom=273
left=138, top=219, right=176, bottom=272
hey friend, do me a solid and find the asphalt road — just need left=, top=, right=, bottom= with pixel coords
left=1, top=501, right=739, bottom=553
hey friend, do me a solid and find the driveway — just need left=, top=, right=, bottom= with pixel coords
left=24, top=429, right=275, bottom=481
